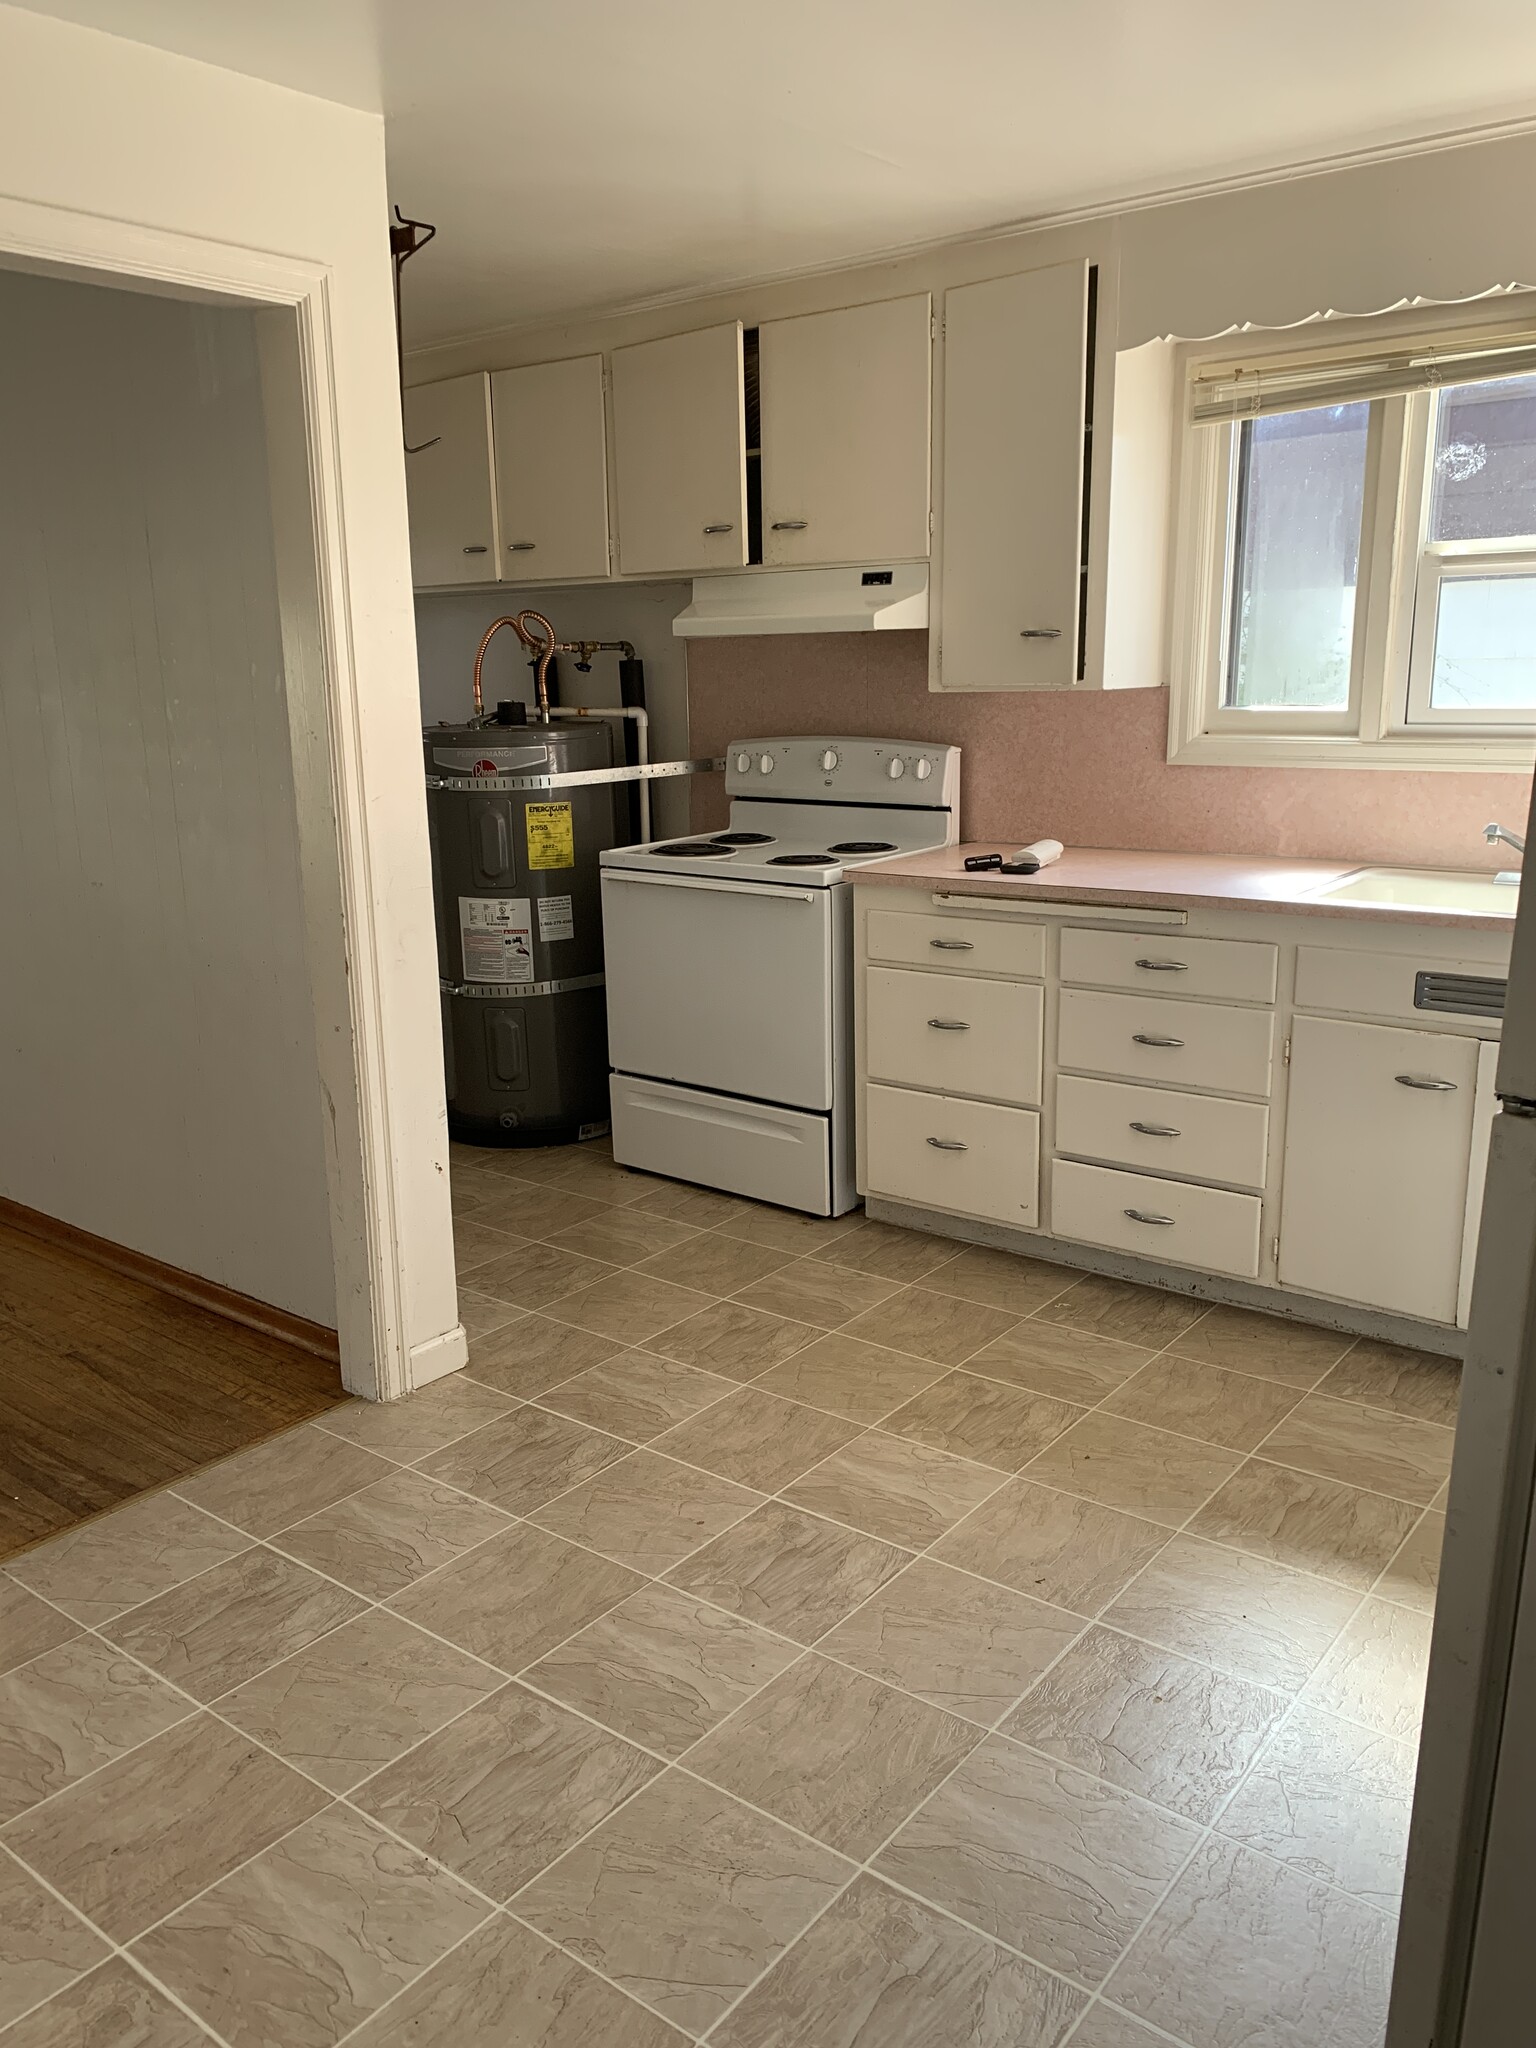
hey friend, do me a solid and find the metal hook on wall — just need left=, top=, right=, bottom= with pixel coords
left=390, top=205, right=440, bottom=455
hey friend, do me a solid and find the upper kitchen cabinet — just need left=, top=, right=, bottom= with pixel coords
left=403, top=372, right=500, bottom=587
left=758, top=294, right=932, bottom=567
left=932, top=260, right=1092, bottom=691
left=611, top=322, right=749, bottom=576
left=489, top=355, right=610, bottom=582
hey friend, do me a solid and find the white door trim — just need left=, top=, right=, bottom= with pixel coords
left=0, top=192, right=449, bottom=1401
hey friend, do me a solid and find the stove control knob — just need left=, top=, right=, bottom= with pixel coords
left=758, top=753, right=775, bottom=775
left=887, top=756, right=907, bottom=780
left=820, top=748, right=840, bottom=773
left=734, top=750, right=752, bottom=774
left=914, top=755, right=933, bottom=782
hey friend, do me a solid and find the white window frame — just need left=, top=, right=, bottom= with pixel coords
left=1169, top=322, right=1536, bottom=772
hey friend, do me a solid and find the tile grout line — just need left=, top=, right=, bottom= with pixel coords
left=0, top=1840, right=242, bottom=2048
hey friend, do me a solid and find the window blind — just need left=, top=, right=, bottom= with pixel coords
left=1189, top=330, right=1536, bottom=424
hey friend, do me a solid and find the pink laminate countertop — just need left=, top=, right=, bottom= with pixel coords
left=856, top=845, right=1518, bottom=932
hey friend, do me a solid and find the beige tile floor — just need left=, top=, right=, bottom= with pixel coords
left=0, top=1137, right=1456, bottom=2047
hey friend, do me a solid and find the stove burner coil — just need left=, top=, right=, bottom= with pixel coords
left=769, top=853, right=839, bottom=866
left=826, top=841, right=898, bottom=854
left=655, top=842, right=726, bottom=857
left=709, top=832, right=776, bottom=847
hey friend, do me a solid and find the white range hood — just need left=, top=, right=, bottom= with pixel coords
left=672, top=564, right=928, bottom=637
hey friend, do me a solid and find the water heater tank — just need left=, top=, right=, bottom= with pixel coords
left=425, top=718, right=622, bottom=1145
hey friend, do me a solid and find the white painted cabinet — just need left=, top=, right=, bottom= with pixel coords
left=403, top=372, right=499, bottom=586
left=611, top=323, right=748, bottom=576
left=759, top=295, right=931, bottom=566
left=933, top=260, right=1090, bottom=691
left=489, top=355, right=609, bottom=581
left=1279, top=1016, right=1480, bottom=1324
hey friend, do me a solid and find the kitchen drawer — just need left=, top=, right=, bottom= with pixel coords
left=865, top=1082, right=1040, bottom=1226
left=1055, top=1073, right=1270, bottom=1192
left=1295, top=944, right=1507, bottom=1028
left=1061, top=926, right=1277, bottom=1004
left=866, top=906, right=1046, bottom=980
left=1052, top=1158, right=1262, bottom=1279
left=866, top=965, right=1043, bottom=1107
left=1057, top=987, right=1276, bottom=1098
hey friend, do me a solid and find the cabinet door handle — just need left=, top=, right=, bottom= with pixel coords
left=703, top=522, right=735, bottom=535
left=506, top=541, right=537, bottom=552
left=1129, top=1120, right=1181, bottom=1137
left=1135, top=958, right=1188, bottom=972
left=1132, top=1032, right=1185, bottom=1048
left=1124, top=1208, right=1176, bottom=1226
left=930, top=939, right=974, bottom=951
left=462, top=544, right=489, bottom=555
left=928, top=1018, right=971, bottom=1031
left=770, top=519, right=808, bottom=531
left=1396, top=1074, right=1458, bottom=1092
left=927, top=1137, right=969, bottom=1151
left=1020, top=628, right=1062, bottom=639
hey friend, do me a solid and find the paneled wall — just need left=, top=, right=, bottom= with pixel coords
left=0, top=268, right=336, bottom=1324
left=687, top=633, right=1533, bottom=867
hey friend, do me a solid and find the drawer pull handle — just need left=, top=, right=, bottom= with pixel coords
left=703, top=522, right=735, bottom=535
left=928, top=1018, right=971, bottom=1031
left=1135, top=958, right=1188, bottom=972
left=930, top=938, right=974, bottom=951
left=506, top=541, right=537, bottom=552
left=927, top=1137, right=969, bottom=1151
left=1129, top=1120, right=1181, bottom=1138
left=770, top=519, right=809, bottom=530
left=1396, top=1074, right=1458, bottom=1092
left=462, top=544, right=489, bottom=554
left=1132, top=1032, right=1185, bottom=1049
left=1123, top=1207, right=1176, bottom=1227
left=1019, top=628, right=1062, bottom=639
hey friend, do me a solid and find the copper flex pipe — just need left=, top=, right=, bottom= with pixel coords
left=471, top=610, right=558, bottom=723
left=471, top=611, right=635, bottom=724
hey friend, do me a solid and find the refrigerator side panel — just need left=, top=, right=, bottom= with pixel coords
left=1388, top=1108, right=1536, bottom=2047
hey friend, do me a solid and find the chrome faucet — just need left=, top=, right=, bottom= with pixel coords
left=1485, top=822, right=1524, bottom=884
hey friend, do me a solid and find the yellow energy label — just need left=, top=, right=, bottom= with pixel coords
left=525, top=801, right=575, bottom=871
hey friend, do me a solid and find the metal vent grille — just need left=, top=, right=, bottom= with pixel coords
left=1414, top=970, right=1507, bottom=1019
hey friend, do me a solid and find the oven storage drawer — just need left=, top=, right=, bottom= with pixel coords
left=865, top=1082, right=1040, bottom=1226
left=865, top=966, right=1044, bottom=1106
left=1055, top=1073, right=1270, bottom=1192
left=1051, top=1158, right=1263, bottom=1279
left=1061, top=926, right=1278, bottom=1004
left=866, top=906, right=1046, bottom=980
left=610, top=1074, right=833, bottom=1213
left=1058, top=987, right=1276, bottom=1098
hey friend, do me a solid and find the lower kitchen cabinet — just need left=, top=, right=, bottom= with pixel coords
left=1278, top=1015, right=1482, bottom=1325
left=854, top=884, right=1510, bottom=1337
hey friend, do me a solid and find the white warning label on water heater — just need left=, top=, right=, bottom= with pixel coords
left=459, top=896, right=533, bottom=984
left=537, top=894, right=574, bottom=943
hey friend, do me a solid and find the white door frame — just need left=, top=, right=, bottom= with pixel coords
left=0, top=192, right=434, bottom=1402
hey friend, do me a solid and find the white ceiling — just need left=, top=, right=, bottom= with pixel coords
left=22, top=0, right=1536, bottom=347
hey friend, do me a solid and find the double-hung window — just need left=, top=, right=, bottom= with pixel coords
left=1171, top=321, right=1536, bottom=768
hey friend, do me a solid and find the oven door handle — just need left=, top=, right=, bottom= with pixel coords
left=601, top=870, right=821, bottom=905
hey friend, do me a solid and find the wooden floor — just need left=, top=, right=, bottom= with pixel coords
left=0, top=1221, right=345, bottom=1559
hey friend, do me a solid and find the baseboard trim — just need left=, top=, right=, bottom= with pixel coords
left=407, top=1323, right=469, bottom=1389
left=0, top=1197, right=341, bottom=1365
left=864, top=1195, right=1466, bottom=1359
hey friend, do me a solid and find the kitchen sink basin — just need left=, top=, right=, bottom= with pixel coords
left=1316, top=866, right=1520, bottom=916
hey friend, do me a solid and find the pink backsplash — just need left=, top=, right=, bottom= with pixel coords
left=686, top=632, right=1533, bottom=868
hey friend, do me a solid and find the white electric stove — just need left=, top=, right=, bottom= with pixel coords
left=600, top=736, right=961, bottom=1214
